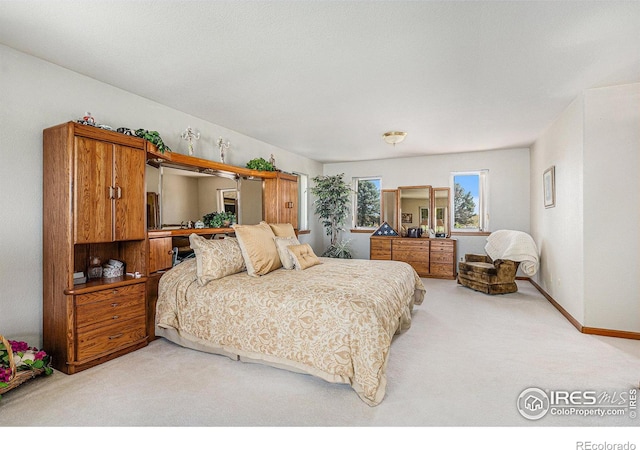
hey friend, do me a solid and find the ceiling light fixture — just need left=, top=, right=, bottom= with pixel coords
left=382, top=131, right=407, bottom=146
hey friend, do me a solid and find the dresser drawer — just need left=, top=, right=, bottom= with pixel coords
left=76, top=317, right=147, bottom=361
left=76, top=283, right=146, bottom=330
left=393, top=240, right=429, bottom=261
left=430, top=240, right=454, bottom=252
left=430, top=263, right=455, bottom=277
left=430, top=251, right=454, bottom=264
left=370, top=239, right=392, bottom=260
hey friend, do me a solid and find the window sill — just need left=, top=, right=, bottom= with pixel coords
left=451, top=231, right=491, bottom=237
left=350, top=228, right=376, bottom=234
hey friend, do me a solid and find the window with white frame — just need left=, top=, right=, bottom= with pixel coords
left=294, top=172, right=309, bottom=231
left=451, top=170, right=489, bottom=232
left=353, top=177, right=381, bottom=228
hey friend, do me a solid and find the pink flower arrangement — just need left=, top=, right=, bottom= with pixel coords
left=0, top=339, right=53, bottom=394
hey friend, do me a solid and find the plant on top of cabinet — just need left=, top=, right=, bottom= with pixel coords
left=246, top=157, right=275, bottom=171
left=135, top=129, right=172, bottom=153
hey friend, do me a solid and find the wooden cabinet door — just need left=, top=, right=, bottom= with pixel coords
left=113, top=144, right=146, bottom=241
left=280, top=177, right=298, bottom=229
left=148, top=237, right=174, bottom=273
left=74, top=137, right=113, bottom=243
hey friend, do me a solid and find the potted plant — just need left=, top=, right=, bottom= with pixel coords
left=310, top=173, right=353, bottom=258
left=202, top=211, right=236, bottom=228
left=245, top=157, right=276, bottom=171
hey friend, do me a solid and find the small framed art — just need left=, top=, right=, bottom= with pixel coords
left=543, top=166, right=555, bottom=208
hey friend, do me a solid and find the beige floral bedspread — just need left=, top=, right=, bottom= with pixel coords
left=156, top=257, right=425, bottom=406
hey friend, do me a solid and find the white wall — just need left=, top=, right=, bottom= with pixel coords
left=0, top=44, right=323, bottom=346
left=323, top=148, right=531, bottom=263
left=583, top=84, right=639, bottom=331
left=531, top=82, right=639, bottom=333
left=530, top=95, right=586, bottom=324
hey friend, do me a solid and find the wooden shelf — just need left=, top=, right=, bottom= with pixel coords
left=148, top=227, right=234, bottom=238
left=65, top=275, right=147, bottom=295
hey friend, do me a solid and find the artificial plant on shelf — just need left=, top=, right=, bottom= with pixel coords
left=245, top=157, right=275, bottom=171
left=135, top=129, right=172, bottom=153
left=202, top=211, right=237, bottom=228
left=310, top=173, right=353, bottom=259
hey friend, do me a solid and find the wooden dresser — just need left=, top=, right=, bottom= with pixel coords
left=43, top=122, right=148, bottom=374
left=370, top=236, right=457, bottom=279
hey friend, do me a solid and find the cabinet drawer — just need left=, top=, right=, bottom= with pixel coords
left=76, top=283, right=145, bottom=330
left=370, top=239, right=391, bottom=260
left=430, top=263, right=455, bottom=277
left=430, top=252, right=453, bottom=264
left=394, top=239, right=430, bottom=251
left=393, top=240, right=429, bottom=262
left=76, top=317, right=147, bottom=361
left=430, top=240, right=454, bottom=252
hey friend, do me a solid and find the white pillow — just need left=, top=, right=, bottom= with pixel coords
left=274, top=236, right=301, bottom=269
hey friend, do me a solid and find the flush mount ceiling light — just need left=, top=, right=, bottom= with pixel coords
left=382, top=131, right=407, bottom=146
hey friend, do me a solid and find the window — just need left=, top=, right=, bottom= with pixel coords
left=353, top=177, right=381, bottom=228
left=451, top=170, right=489, bottom=232
left=294, top=172, right=309, bottom=230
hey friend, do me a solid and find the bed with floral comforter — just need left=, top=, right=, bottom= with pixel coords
left=155, top=257, right=425, bottom=406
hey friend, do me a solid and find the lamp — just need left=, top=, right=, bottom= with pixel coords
left=382, top=131, right=407, bottom=146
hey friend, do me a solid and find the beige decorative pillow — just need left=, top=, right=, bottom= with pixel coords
left=287, top=244, right=322, bottom=270
left=232, top=222, right=282, bottom=276
left=268, top=222, right=296, bottom=238
left=274, top=236, right=301, bottom=269
left=188, top=234, right=246, bottom=286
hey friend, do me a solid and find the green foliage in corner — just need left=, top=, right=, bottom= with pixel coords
left=310, top=173, right=354, bottom=258
left=246, top=157, right=275, bottom=171
left=135, top=129, right=172, bottom=153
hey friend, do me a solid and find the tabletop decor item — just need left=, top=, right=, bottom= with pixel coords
left=0, top=335, right=53, bottom=398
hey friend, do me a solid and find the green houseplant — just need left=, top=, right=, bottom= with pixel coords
left=135, top=129, right=172, bottom=153
left=246, top=157, right=275, bottom=171
left=310, top=173, right=353, bottom=258
left=202, top=211, right=236, bottom=228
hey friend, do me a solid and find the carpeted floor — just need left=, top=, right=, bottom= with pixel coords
left=2, top=279, right=639, bottom=435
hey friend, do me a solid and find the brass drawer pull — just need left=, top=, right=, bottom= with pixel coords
left=111, top=302, right=119, bottom=307
left=108, top=333, right=124, bottom=340
left=112, top=315, right=120, bottom=320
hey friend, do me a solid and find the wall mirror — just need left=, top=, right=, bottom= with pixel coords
left=381, top=189, right=398, bottom=232
left=432, top=187, right=451, bottom=237
left=398, top=185, right=431, bottom=236
left=146, top=163, right=264, bottom=229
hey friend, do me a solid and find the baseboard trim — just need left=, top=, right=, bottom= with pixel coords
left=527, top=278, right=640, bottom=341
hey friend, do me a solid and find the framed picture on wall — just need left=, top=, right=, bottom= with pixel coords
left=543, top=166, right=555, bottom=208
left=402, top=213, right=413, bottom=223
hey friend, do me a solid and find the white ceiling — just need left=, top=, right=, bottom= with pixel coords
left=1, top=1, right=639, bottom=163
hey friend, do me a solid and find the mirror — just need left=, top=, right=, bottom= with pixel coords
left=381, top=189, right=398, bottom=232
left=398, top=186, right=431, bottom=237
left=432, top=187, right=451, bottom=237
left=145, top=163, right=264, bottom=229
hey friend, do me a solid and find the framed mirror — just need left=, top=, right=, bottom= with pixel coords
left=146, top=162, right=264, bottom=229
left=381, top=189, right=398, bottom=232
left=398, top=186, right=431, bottom=236
left=432, top=187, right=451, bottom=237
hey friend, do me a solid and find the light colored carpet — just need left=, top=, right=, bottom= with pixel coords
left=2, top=279, right=639, bottom=434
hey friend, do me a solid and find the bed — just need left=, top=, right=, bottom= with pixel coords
left=155, top=223, right=425, bottom=406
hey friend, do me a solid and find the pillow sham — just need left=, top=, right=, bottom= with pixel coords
left=232, top=222, right=282, bottom=276
left=188, top=234, right=246, bottom=286
left=287, top=243, right=322, bottom=270
left=274, top=236, right=301, bottom=270
left=268, top=222, right=296, bottom=238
